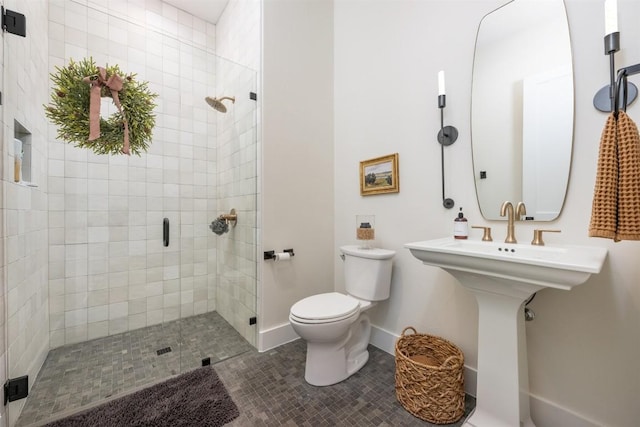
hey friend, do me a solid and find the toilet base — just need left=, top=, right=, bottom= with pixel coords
left=303, top=314, right=371, bottom=386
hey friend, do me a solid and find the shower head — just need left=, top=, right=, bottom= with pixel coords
left=205, top=96, right=235, bottom=113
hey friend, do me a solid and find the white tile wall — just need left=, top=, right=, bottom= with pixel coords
left=215, top=0, right=261, bottom=346
left=2, top=0, right=51, bottom=424
left=0, top=1, right=260, bottom=422
left=40, top=0, right=260, bottom=354
left=46, top=0, right=230, bottom=347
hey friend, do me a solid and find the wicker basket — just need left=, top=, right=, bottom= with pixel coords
left=395, top=326, right=465, bottom=424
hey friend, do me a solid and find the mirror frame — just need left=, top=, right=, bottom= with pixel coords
left=470, top=0, right=574, bottom=221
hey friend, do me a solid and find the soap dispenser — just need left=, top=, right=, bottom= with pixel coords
left=454, top=207, right=468, bottom=240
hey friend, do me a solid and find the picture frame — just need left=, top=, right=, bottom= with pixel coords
left=359, top=153, right=399, bottom=196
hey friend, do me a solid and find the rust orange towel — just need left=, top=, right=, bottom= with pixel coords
left=589, top=110, right=640, bottom=241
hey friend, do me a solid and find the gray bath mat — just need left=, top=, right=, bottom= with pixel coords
left=45, top=366, right=239, bottom=427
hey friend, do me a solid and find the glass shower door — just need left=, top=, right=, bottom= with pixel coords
left=0, top=6, right=192, bottom=424
left=3, top=2, right=259, bottom=425
left=175, top=50, right=258, bottom=373
left=214, top=55, right=259, bottom=350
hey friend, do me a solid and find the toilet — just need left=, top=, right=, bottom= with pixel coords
left=289, top=245, right=395, bottom=386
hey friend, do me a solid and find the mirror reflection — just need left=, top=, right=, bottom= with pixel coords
left=471, top=0, right=573, bottom=221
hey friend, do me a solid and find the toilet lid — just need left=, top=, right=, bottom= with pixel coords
left=290, top=292, right=360, bottom=322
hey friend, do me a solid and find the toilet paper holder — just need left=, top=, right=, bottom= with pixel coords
left=264, top=248, right=295, bottom=260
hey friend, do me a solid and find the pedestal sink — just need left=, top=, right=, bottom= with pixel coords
left=405, top=237, right=607, bottom=427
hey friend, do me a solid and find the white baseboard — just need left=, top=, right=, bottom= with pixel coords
left=529, top=393, right=602, bottom=427
left=258, top=321, right=299, bottom=352
left=369, top=325, right=598, bottom=427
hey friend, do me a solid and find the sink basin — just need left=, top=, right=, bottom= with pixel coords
left=405, top=237, right=607, bottom=427
left=405, top=237, right=607, bottom=290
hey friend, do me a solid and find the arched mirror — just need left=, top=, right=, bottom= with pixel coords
left=471, top=0, right=573, bottom=221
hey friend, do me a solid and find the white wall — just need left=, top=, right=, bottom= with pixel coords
left=260, top=0, right=335, bottom=348
left=333, top=1, right=639, bottom=426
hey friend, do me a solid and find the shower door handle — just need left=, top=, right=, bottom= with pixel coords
left=163, top=218, right=169, bottom=247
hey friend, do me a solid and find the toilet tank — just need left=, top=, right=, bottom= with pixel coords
left=340, top=245, right=395, bottom=301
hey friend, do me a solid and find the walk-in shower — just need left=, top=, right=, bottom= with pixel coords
left=3, top=1, right=258, bottom=425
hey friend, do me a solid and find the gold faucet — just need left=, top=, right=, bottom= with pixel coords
left=500, top=201, right=516, bottom=243
left=500, top=201, right=527, bottom=243
left=516, top=202, right=527, bottom=221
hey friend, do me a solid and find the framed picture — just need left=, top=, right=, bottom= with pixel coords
left=360, top=153, right=399, bottom=196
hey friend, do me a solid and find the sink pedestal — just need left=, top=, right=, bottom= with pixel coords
left=405, top=238, right=607, bottom=427
left=449, top=271, right=541, bottom=427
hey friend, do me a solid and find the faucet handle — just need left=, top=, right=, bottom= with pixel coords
left=471, top=226, right=493, bottom=242
left=531, top=229, right=561, bottom=246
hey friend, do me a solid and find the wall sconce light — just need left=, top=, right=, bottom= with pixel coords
left=437, top=70, right=457, bottom=209
left=593, top=32, right=638, bottom=112
left=593, top=1, right=639, bottom=112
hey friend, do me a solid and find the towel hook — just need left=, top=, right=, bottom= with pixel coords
left=614, top=70, right=628, bottom=118
left=613, top=63, right=640, bottom=117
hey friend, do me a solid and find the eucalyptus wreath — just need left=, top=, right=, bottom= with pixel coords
left=45, top=57, right=157, bottom=155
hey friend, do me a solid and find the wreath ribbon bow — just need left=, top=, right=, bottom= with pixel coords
left=83, top=67, right=130, bottom=154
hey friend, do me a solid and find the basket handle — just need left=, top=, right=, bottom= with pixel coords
left=401, top=326, right=417, bottom=336
left=442, top=355, right=463, bottom=368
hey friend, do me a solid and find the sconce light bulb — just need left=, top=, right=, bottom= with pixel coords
left=604, top=0, right=618, bottom=36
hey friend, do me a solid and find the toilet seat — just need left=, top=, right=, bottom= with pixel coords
left=290, top=292, right=360, bottom=324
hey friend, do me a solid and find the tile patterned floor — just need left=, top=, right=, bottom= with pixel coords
left=216, top=340, right=475, bottom=426
left=19, top=319, right=475, bottom=426
left=17, top=311, right=253, bottom=426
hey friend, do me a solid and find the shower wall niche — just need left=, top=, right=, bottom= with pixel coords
left=13, top=121, right=32, bottom=184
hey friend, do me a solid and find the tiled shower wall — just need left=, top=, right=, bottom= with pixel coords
left=0, top=0, right=259, bottom=423
left=215, top=0, right=261, bottom=346
left=214, top=61, right=258, bottom=345
left=46, top=0, right=221, bottom=347
left=2, top=0, right=50, bottom=424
